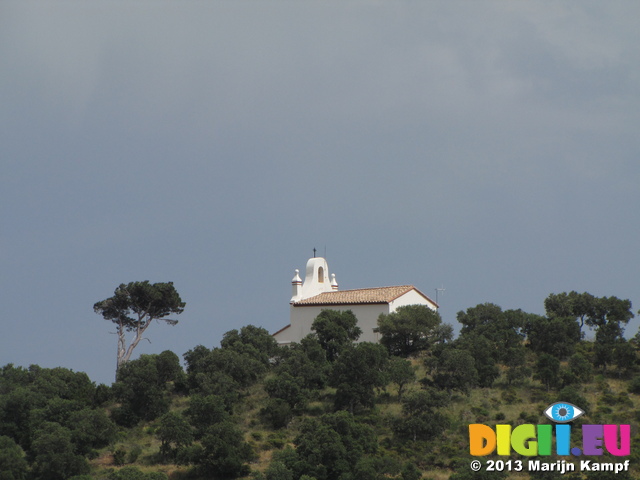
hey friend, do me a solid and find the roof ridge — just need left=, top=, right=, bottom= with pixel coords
left=331, top=285, right=413, bottom=293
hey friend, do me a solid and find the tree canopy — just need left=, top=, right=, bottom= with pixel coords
left=94, top=281, right=185, bottom=373
left=376, top=305, right=451, bottom=357
left=311, top=310, right=362, bottom=362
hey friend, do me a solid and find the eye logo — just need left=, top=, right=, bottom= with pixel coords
left=544, top=402, right=584, bottom=423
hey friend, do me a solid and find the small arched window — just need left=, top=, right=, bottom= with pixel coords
left=318, top=266, right=324, bottom=283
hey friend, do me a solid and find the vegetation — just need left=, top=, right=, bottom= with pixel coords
left=2, top=291, right=639, bottom=479
left=93, top=281, right=186, bottom=373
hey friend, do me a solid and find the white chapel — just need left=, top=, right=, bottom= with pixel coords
left=273, top=256, right=439, bottom=345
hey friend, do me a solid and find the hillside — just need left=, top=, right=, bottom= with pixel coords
left=1, top=298, right=639, bottom=480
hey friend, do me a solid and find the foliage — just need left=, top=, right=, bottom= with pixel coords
left=0, top=435, right=28, bottom=480
left=68, top=407, right=118, bottom=455
left=10, top=293, right=640, bottom=480
left=220, top=325, right=280, bottom=365
left=504, top=345, right=531, bottom=385
left=275, top=336, right=330, bottom=390
left=156, top=412, right=193, bottom=460
left=311, top=310, right=362, bottom=362
left=545, top=291, right=596, bottom=333
left=524, top=315, right=581, bottom=359
left=544, top=292, right=634, bottom=367
left=569, top=352, right=593, bottom=382
left=155, top=350, right=185, bottom=385
left=184, top=394, right=229, bottom=439
left=196, top=421, right=253, bottom=478
left=183, top=325, right=278, bottom=404
left=94, top=281, right=185, bottom=371
left=534, top=353, right=560, bottom=390
left=628, top=375, right=640, bottom=394
left=449, top=465, right=507, bottom=480
left=612, top=340, right=638, bottom=375
left=0, top=365, right=98, bottom=450
left=455, top=334, right=500, bottom=388
left=107, top=467, right=169, bottom=480
left=330, top=342, right=389, bottom=412
left=432, top=348, right=478, bottom=395
left=558, top=385, right=589, bottom=415
left=387, top=357, right=416, bottom=399
left=457, top=304, right=526, bottom=363
left=289, top=412, right=377, bottom=480
left=265, top=371, right=308, bottom=411
left=393, top=388, right=449, bottom=442
left=29, top=422, right=90, bottom=480
left=376, top=305, right=449, bottom=357
left=112, top=354, right=174, bottom=424
left=265, top=460, right=294, bottom=480
left=260, top=398, right=294, bottom=429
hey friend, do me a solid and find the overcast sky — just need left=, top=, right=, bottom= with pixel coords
left=2, top=1, right=639, bottom=385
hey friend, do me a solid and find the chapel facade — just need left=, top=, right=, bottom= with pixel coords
left=272, top=256, right=438, bottom=345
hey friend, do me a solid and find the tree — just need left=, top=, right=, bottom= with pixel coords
left=545, top=291, right=595, bottom=334
left=265, top=461, right=294, bottom=480
left=330, top=343, right=389, bottom=412
left=504, top=346, right=531, bottom=385
left=376, top=305, right=450, bottom=357
left=68, top=408, right=117, bottom=455
left=292, top=412, right=377, bottom=480
left=275, top=335, right=331, bottom=390
left=112, top=354, right=172, bottom=424
left=455, top=334, right=500, bottom=388
left=432, top=348, right=478, bottom=395
left=0, top=435, right=27, bottom=480
left=220, top=325, right=279, bottom=365
left=29, top=422, right=90, bottom=480
left=612, top=340, right=638, bottom=376
left=457, top=304, right=527, bottom=364
left=534, top=354, right=560, bottom=391
left=524, top=315, right=581, bottom=359
left=387, top=357, right=416, bottom=399
left=588, top=297, right=635, bottom=371
left=393, top=388, right=449, bottom=442
left=184, top=394, right=228, bottom=439
left=93, top=281, right=185, bottom=373
left=569, top=353, right=593, bottom=382
left=157, top=412, right=193, bottom=461
left=311, top=310, right=362, bottom=361
left=196, top=422, right=253, bottom=478
left=265, top=371, right=308, bottom=410
left=545, top=292, right=634, bottom=339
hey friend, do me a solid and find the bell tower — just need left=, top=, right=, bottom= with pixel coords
left=290, top=254, right=338, bottom=303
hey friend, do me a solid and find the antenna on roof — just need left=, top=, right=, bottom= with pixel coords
left=435, top=286, right=445, bottom=305
left=313, top=248, right=316, bottom=258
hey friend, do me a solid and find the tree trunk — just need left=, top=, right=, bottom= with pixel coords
left=115, top=316, right=153, bottom=377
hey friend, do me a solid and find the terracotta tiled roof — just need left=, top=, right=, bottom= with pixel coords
left=293, top=285, right=435, bottom=306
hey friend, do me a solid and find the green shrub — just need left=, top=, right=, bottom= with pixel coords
left=113, top=448, right=127, bottom=466
left=628, top=376, right=640, bottom=394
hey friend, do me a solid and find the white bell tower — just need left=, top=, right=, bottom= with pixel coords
left=290, top=254, right=338, bottom=303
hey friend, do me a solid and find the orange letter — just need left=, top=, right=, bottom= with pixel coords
left=469, top=424, right=496, bottom=456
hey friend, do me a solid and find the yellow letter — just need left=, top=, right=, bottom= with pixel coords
left=496, top=424, right=512, bottom=455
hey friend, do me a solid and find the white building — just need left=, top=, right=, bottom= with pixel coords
left=273, top=256, right=438, bottom=345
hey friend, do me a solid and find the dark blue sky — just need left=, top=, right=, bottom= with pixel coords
left=2, top=1, right=639, bottom=385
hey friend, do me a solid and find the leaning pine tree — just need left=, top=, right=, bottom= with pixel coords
left=94, top=281, right=185, bottom=375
